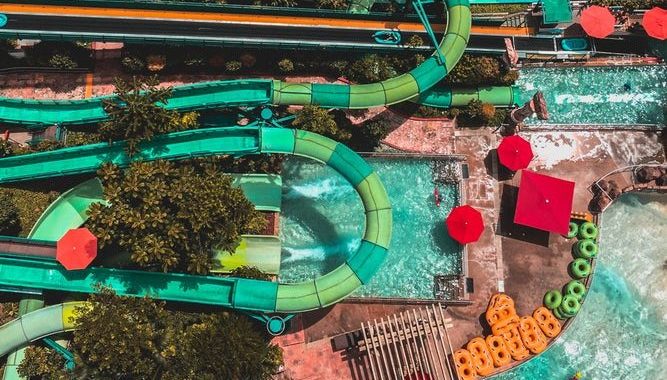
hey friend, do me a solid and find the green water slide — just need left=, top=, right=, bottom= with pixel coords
left=0, top=126, right=391, bottom=313
left=416, top=85, right=521, bottom=108
left=211, top=235, right=282, bottom=275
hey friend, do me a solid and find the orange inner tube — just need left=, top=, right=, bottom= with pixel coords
left=533, top=307, right=562, bottom=338
left=500, top=326, right=530, bottom=361
left=491, top=314, right=519, bottom=336
left=466, top=337, right=495, bottom=376
left=485, top=335, right=512, bottom=368
left=453, top=349, right=477, bottom=380
left=518, top=316, right=548, bottom=354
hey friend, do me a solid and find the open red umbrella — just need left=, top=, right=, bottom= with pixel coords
left=497, top=135, right=534, bottom=172
left=446, top=205, right=484, bottom=244
left=56, top=228, right=98, bottom=270
left=643, top=7, right=667, bottom=40
left=514, top=170, right=575, bottom=235
left=580, top=6, right=616, bottom=38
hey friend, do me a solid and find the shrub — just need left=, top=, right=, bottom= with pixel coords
left=121, top=56, right=145, bottom=73
left=225, top=60, right=242, bottom=72
left=316, top=0, right=348, bottom=9
left=292, top=105, right=352, bottom=143
left=0, top=188, right=59, bottom=237
left=146, top=54, right=166, bottom=72
left=346, top=54, right=396, bottom=83
left=278, top=58, right=294, bottom=73
left=0, top=192, right=21, bottom=236
left=0, top=139, right=12, bottom=158
left=231, top=265, right=273, bottom=280
left=47, top=54, right=78, bottom=69
left=406, top=34, right=425, bottom=47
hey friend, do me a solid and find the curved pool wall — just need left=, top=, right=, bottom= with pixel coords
left=279, top=156, right=462, bottom=299
left=490, top=192, right=667, bottom=379
left=516, top=65, right=667, bottom=126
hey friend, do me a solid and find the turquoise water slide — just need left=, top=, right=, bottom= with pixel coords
left=0, top=126, right=391, bottom=313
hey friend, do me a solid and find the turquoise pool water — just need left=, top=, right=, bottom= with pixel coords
left=491, top=193, right=667, bottom=380
left=517, top=65, right=667, bottom=125
left=278, top=156, right=462, bottom=299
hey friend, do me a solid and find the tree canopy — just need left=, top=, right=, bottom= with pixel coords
left=86, top=159, right=266, bottom=274
left=100, top=76, right=198, bottom=155
left=18, top=289, right=282, bottom=380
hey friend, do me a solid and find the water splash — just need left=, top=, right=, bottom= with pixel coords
left=281, top=237, right=360, bottom=263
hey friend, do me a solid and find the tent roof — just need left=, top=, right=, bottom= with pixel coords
left=514, top=170, right=575, bottom=234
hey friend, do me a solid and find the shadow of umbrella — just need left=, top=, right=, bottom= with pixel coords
left=484, top=149, right=515, bottom=182
left=497, top=184, right=550, bottom=247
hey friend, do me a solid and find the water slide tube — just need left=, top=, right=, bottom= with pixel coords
left=0, top=0, right=485, bottom=126
left=0, top=126, right=391, bottom=314
left=0, top=303, right=83, bottom=358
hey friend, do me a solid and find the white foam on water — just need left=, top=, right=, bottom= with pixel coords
left=284, top=178, right=344, bottom=199
left=281, top=237, right=360, bottom=263
left=555, top=93, right=657, bottom=105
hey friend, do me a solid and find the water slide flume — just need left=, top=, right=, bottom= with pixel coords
left=0, top=126, right=391, bottom=314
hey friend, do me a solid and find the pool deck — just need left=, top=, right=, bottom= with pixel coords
left=1, top=67, right=665, bottom=379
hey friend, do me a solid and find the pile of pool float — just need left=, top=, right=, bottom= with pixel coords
left=452, top=293, right=561, bottom=380
left=543, top=220, right=599, bottom=320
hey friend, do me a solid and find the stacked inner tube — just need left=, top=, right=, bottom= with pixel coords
left=452, top=293, right=561, bottom=379
left=544, top=220, right=599, bottom=320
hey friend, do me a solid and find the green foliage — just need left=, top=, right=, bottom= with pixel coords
left=19, top=289, right=280, bottom=380
left=214, top=154, right=283, bottom=174
left=225, top=60, right=242, bottom=72
left=47, top=54, right=78, bottom=69
left=445, top=54, right=518, bottom=87
left=121, top=56, right=146, bottom=73
left=406, top=34, right=425, bottom=48
left=348, top=119, right=392, bottom=151
left=277, top=58, right=294, bottom=73
left=87, top=160, right=266, bottom=274
left=32, top=139, right=64, bottom=152
left=470, top=4, right=527, bottom=13
left=0, top=139, right=12, bottom=158
left=345, top=54, right=397, bottom=83
left=0, top=188, right=58, bottom=237
left=253, top=0, right=296, bottom=6
left=100, top=76, right=188, bottom=155
left=316, top=0, right=348, bottom=9
left=292, top=105, right=352, bottom=142
left=458, top=100, right=507, bottom=128
left=0, top=191, right=21, bottom=236
left=17, top=346, right=66, bottom=380
left=230, top=265, right=272, bottom=280
left=0, top=302, right=18, bottom=325
left=64, top=131, right=101, bottom=146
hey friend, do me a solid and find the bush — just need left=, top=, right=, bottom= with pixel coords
left=231, top=265, right=273, bottom=280
left=0, top=192, right=21, bottom=236
left=316, top=0, right=348, bottom=9
left=47, top=54, right=78, bottom=69
left=225, top=60, right=242, bottom=72
left=292, top=105, right=352, bottom=143
left=0, top=139, right=12, bottom=158
left=346, top=54, right=397, bottom=83
left=278, top=58, right=294, bottom=73
left=406, top=34, right=425, bottom=47
left=445, top=54, right=518, bottom=86
left=121, top=56, right=146, bottom=73
left=0, top=188, right=59, bottom=237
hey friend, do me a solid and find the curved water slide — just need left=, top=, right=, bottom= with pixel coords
left=0, top=0, right=521, bottom=126
left=0, top=303, right=82, bottom=358
left=0, top=126, right=391, bottom=313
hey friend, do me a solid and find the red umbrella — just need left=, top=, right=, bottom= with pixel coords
left=446, top=205, right=484, bottom=244
left=643, top=7, right=667, bottom=40
left=497, top=135, right=534, bottom=172
left=56, top=228, right=98, bottom=270
left=514, top=170, right=575, bottom=235
left=580, top=6, right=616, bottom=38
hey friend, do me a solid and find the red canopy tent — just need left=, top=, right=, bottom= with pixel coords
left=580, top=6, right=616, bottom=38
left=56, top=228, right=98, bottom=270
left=514, top=170, right=575, bottom=235
left=497, top=135, right=534, bottom=172
left=643, top=7, right=667, bottom=40
left=445, top=205, right=484, bottom=244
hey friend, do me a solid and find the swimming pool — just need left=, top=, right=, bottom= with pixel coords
left=491, top=193, right=667, bottom=379
left=517, top=65, right=667, bottom=125
left=278, top=156, right=462, bottom=299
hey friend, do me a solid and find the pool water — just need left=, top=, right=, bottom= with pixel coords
left=517, top=65, right=667, bottom=125
left=278, top=156, right=462, bottom=299
left=491, top=193, right=667, bottom=380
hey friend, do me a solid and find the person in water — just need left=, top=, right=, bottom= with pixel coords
left=570, top=372, right=583, bottom=380
left=622, top=82, right=631, bottom=92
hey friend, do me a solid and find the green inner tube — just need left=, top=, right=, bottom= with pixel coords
left=575, top=239, right=598, bottom=259
left=564, top=280, right=587, bottom=301
left=569, top=258, right=592, bottom=279
left=543, top=289, right=563, bottom=310
left=552, top=306, right=565, bottom=320
left=558, top=294, right=581, bottom=316
left=566, top=222, right=579, bottom=239
left=578, top=222, right=599, bottom=240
